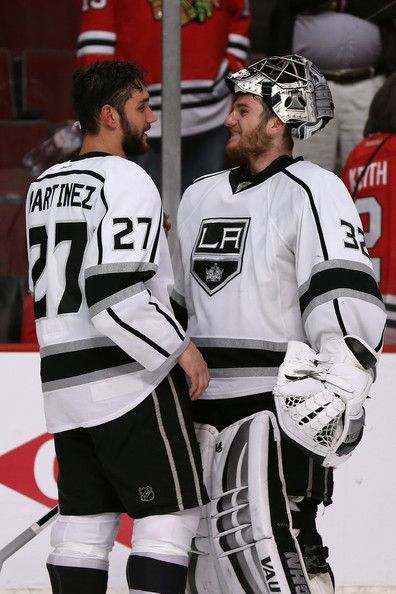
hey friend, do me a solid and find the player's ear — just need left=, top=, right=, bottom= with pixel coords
left=267, top=116, right=285, bottom=136
left=100, top=104, right=119, bottom=129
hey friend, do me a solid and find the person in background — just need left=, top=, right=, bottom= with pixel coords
left=25, top=60, right=210, bottom=594
left=269, top=0, right=396, bottom=172
left=77, top=0, right=251, bottom=192
left=342, top=72, right=396, bottom=344
left=171, top=54, right=386, bottom=593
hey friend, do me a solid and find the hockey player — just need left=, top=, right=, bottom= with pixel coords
left=25, top=60, right=210, bottom=594
left=171, top=55, right=386, bottom=593
left=77, top=0, right=251, bottom=191
left=342, top=71, right=396, bottom=344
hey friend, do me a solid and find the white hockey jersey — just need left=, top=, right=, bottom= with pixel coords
left=26, top=153, right=188, bottom=432
left=172, top=156, right=386, bottom=399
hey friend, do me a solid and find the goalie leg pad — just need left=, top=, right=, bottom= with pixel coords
left=188, top=412, right=313, bottom=593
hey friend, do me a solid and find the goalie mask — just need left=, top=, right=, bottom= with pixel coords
left=225, top=54, right=334, bottom=140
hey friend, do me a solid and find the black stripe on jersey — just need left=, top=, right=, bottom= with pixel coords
left=107, top=307, right=170, bottom=358
left=147, top=290, right=185, bottom=341
left=375, top=326, right=385, bottom=352
left=282, top=169, right=329, bottom=260
left=170, top=297, right=188, bottom=331
left=77, top=38, right=115, bottom=49
left=228, top=41, right=250, bottom=52
left=199, top=346, right=285, bottom=369
left=85, top=270, right=155, bottom=308
left=333, top=299, right=347, bottom=336
left=149, top=211, right=162, bottom=262
left=148, top=67, right=229, bottom=98
left=97, top=188, right=109, bottom=265
left=41, top=344, right=136, bottom=383
left=151, top=93, right=229, bottom=112
left=299, top=267, right=383, bottom=315
left=35, top=169, right=105, bottom=183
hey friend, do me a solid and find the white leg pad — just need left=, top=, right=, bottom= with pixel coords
left=48, top=513, right=121, bottom=571
left=187, top=412, right=313, bottom=594
left=308, top=573, right=335, bottom=594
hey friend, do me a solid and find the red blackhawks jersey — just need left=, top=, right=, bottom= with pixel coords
left=342, top=133, right=396, bottom=335
left=77, top=0, right=251, bottom=137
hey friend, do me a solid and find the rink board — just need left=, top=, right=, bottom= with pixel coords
left=0, top=349, right=395, bottom=590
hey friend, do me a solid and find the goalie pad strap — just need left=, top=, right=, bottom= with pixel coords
left=188, top=412, right=312, bottom=593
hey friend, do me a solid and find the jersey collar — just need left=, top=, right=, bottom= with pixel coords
left=229, top=155, right=303, bottom=194
left=70, top=151, right=113, bottom=161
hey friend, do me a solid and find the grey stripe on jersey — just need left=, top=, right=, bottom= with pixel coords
left=42, top=362, right=143, bottom=393
left=40, top=336, right=115, bottom=357
left=170, top=289, right=186, bottom=309
left=168, top=375, right=205, bottom=506
left=89, top=282, right=145, bottom=317
left=192, top=337, right=288, bottom=351
left=298, top=259, right=378, bottom=298
left=209, top=367, right=279, bottom=378
left=301, top=288, right=386, bottom=326
left=85, top=261, right=158, bottom=278
left=152, top=389, right=184, bottom=510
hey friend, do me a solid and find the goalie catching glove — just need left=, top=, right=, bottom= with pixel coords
left=273, top=335, right=378, bottom=467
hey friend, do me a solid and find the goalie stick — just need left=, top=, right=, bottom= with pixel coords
left=0, top=505, right=58, bottom=573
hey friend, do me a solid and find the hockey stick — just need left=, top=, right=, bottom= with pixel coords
left=0, top=505, right=58, bottom=573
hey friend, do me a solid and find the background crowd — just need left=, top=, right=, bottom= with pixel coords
left=1, top=0, right=396, bottom=344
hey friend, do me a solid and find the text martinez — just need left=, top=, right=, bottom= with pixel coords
left=28, top=183, right=96, bottom=213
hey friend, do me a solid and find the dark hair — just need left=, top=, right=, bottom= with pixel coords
left=72, top=60, right=145, bottom=134
left=364, top=72, right=396, bottom=136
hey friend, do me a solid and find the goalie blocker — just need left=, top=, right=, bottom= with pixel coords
left=273, top=335, right=378, bottom=468
left=187, top=412, right=314, bottom=594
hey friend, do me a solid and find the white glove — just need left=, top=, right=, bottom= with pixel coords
left=273, top=336, right=377, bottom=467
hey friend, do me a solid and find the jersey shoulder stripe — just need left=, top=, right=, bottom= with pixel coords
left=191, top=168, right=233, bottom=185
left=282, top=168, right=329, bottom=260
left=35, top=168, right=105, bottom=184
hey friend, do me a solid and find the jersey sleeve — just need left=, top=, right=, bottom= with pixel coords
left=170, top=235, right=188, bottom=331
left=291, top=170, right=386, bottom=354
left=227, top=0, right=252, bottom=71
left=85, top=160, right=187, bottom=372
left=77, top=0, right=116, bottom=66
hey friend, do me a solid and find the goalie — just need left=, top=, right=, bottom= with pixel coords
left=171, top=54, right=386, bottom=593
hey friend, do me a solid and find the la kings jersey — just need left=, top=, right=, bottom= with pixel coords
left=172, top=156, right=386, bottom=399
left=26, top=153, right=188, bottom=432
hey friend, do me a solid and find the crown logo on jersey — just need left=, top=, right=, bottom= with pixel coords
left=205, top=262, right=224, bottom=282
left=191, top=218, right=250, bottom=296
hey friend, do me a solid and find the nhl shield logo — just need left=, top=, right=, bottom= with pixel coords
left=191, top=218, right=250, bottom=295
left=138, top=486, right=155, bottom=502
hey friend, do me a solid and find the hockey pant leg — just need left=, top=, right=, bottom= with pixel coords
left=187, top=411, right=313, bottom=594
left=289, top=498, right=335, bottom=594
left=127, top=507, right=200, bottom=594
left=46, top=512, right=121, bottom=594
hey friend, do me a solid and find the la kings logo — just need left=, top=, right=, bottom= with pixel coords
left=191, top=218, right=250, bottom=296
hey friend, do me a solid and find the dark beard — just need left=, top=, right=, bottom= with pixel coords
left=120, top=113, right=149, bottom=156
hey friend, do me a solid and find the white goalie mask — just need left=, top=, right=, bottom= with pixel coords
left=225, top=54, right=334, bottom=140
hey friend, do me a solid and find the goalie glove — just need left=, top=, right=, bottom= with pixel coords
left=273, top=336, right=378, bottom=468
